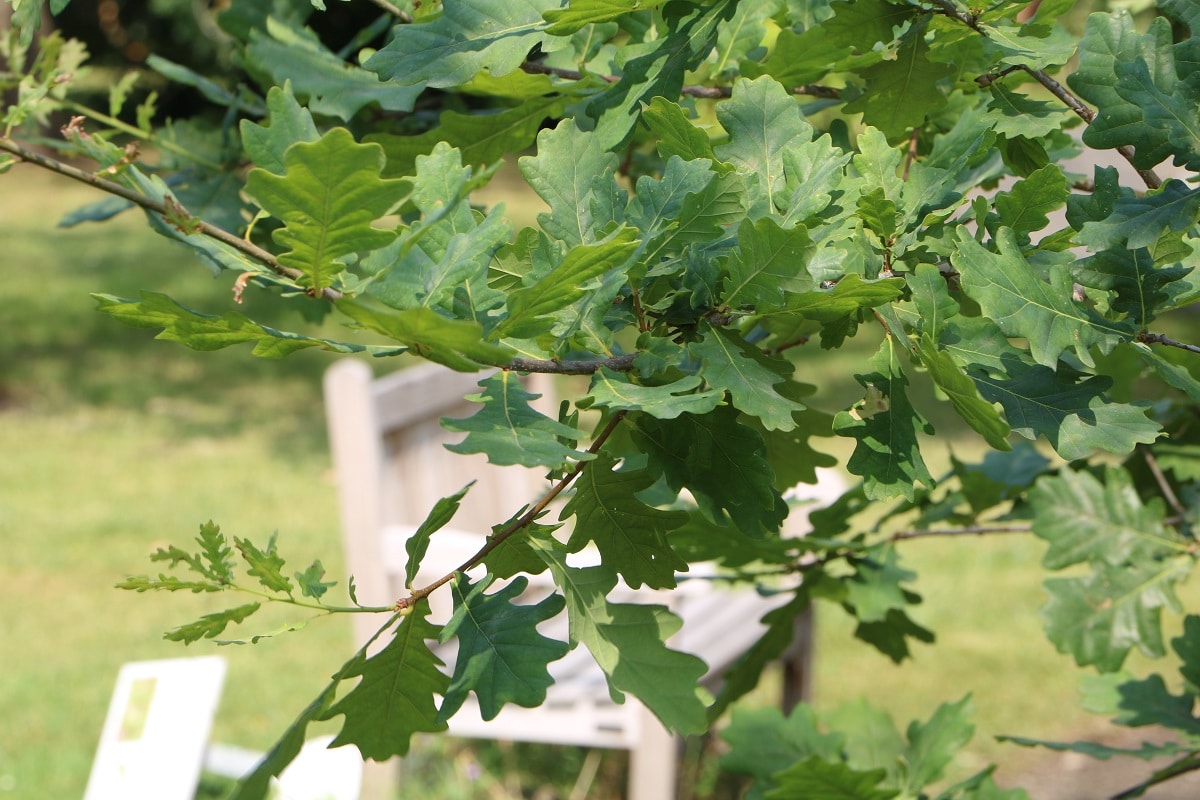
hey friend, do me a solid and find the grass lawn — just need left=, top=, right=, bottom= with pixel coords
left=0, top=163, right=1153, bottom=799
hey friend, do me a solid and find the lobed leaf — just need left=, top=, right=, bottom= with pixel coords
left=164, top=603, right=262, bottom=644
left=235, top=536, right=293, bottom=595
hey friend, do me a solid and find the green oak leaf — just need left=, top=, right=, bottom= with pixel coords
left=336, top=299, right=515, bottom=371
left=719, top=703, right=844, bottom=784
left=294, top=561, right=335, bottom=600
left=984, top=83, right=1071, bottom=140
left=635, top=407, right=786, bottom=537
left=1074, top=180, right=1200, bottom=252
left=1031, top=466, right=1183, bottom=570
left=239, top=82, right=319, bottom=176
left=442, top=371, right=591, bottom=470
left=982, top=20, right=1078, bottom=69
left=1133, top=344, right=1200, bottom=404
left=195, top=520, right=234, bottom=583
left=642, top=97, right=720, bottom=163
left=325, top=608, right=449, bottom=759
left=992, top=164, right=1068, bottom=242
left=1042, top=560, right=1186, bottom=672
left=844, top=549, right=919, bottom=625
left=164, top=602, right=262, bottom=644
left=587, top=0, right=736, bottom=148
left=627, top=156, right=717, bottom=245
left=529, top=539, right=709, bottom=734
left=366, top=0, right=559, bottom=88
left=766, top=757, right=898, bottom=800
left=690, top=323, right=807, bottom=432
left=722, top=217, right=816, bottom=309
left=1173, top=615, right=1200, bottom=694
left=544, top=0, right=673, bottom=34
left=1073, top=247, right=1192, bottom=326
left=973, top=363, right=1159, bottom=461
left=234, top=535, right=292, bottom=594
left=563, top=452, right=689, bottom=590
left=366, top=94, right=569, bottom=180
left=953, top=227, right=1128, bottom=368
left=244, top=128, right=403, bottom=294
left=438, top=574, right=569, bottom=721
left=779, top=134, right=854, bottom=228
left=842, top=23, right=953, bottom=140
left=519, top=122, right=622, bottom=247
left=405, top=483, right=475, bottom=587
left=492, top=227, right=639, bottom=339
left=714, top=75, right=813, bottom=218
left=244, top=20, right=420, bottom=121
left=833, top=338, right=934, bottom=502
left=580, top=369, right=724, bottom=419
left=853, top=608, right=936, bottom=663
left=915, top=335, right=1011, bottom=450
left=905, top=263, right=958, bottom=340
left=902, top=695, right=975, bottom=793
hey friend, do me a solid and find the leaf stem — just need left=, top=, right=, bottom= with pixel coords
left=60, top=99, right=224, bottom=172
left=0, top=135, right=345, bottom=302
left=398, top=411, right=628, bottom=610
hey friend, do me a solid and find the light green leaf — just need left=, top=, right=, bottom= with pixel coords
left=719, top=703, right=844, bottom=784
left=366, top=0, right=559, bottom=88
left=714, top=75, right=813, bottom=218
left=1043, top=560, right=1186, bottom=672
left=690, top=323, right=807, bottom=432
left=563, top=452, right=689, bottom=590
left=1133, top=343, right=1200, bottom=403
left=326, top=608, right=449, bottom=759
left=235, top=535, right=292, bottom=594
left=244, top=128, right=403, bottom=294
left=405, top=483, right=475, bottom=587
left=982, top=21, right=1077, bottom=69
left=196, top=520, right=234, bottom=584
left=294, top=561, right=336, bottom=600
left=723, top=217, right=816, bottom=309
left=834, top=338, right=934, bottom=502
left=442, top=371, right=591, bottom=469
left=493, top=227, right=639, bottom=339
left=766, top=757, right=898, bottom=800
left=581, top=369, right=724, bottom=419
left=984, top=83, right=1072, bottom=140
left=780, top=134, right=854, bottom=228
left=245, top=21, right=420, bottom=121
left=336, top=300, right=515, bottom=371
left=905, top=263, right=958, bottom=340
left=973, top=366, right=1159, bottom=461
left=439, top=575, right=569, bottom=721
left=1030, top=466, right=1183, bottom=570
left=915, top=336, right=1011, bottom=450
left=993, top=164, right=1068, bottom=241
left=240, top=82, right=320, bottom=176
left=953, top=227, right=1128, bottom=368
left=903, top=695, right=975, bottom=793
left=529, top=540, right=709, bottom=735
left=164, top=603, right=262, bottom=644
left=544, top=0, right=674, bottom=34
left=519, top=122, right=621, bottom=247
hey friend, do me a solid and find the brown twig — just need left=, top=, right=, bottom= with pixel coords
left=1141, top=445, right=1186, bottom=517
left=889, top=523, right=1032, bottom=542
left=363, top=0, right=411, bottom=22
left=506, top=354, right=637, bottom=375
left=0, top=136, right=345, bottom=302
left=1138, top=331, right=1200, bottom=355
left=398, top=411, right=628, bottom=610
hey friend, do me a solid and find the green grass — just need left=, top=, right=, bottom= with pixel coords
left=0, top=163, right=1158, bottom=799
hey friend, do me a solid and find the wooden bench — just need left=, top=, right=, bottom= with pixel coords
left=323, top=359, right=840, bottom=799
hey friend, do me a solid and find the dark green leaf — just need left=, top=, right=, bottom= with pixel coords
left=563, top=452, right=689, bottom=590
left=833, top=338, right=934, bottom=502
left=720, top=703, right=844, bottom=784
left=690, top=323, right=806, bottom=431
left=842, top=24, right=953, bottom=140
left=442, top=371, right=591, bottom=470
left=438, top=575, right=569, bottom=721
left=405, top=483, right=475, bottom=587
left=642, top=97, right=719, bottom=163
left=1075, top=180, right=1200, bottom=253
left=853, top=608, right=935, bottom=663
left=326, top=607, right=449, bottom=759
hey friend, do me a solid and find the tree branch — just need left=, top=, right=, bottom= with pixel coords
left=398, top=411, right=628, bottom=610
left=0, top=135, right=344, bottom=302
left=520, top=61, right=840, bottom=100
left=506, top=354, right=637, bottom=375
left=889, top=523, right=1032, bottom=542
left=1141, top=445, right=1187, bottom=518
left=1138, top=331, right=1200, bottom=355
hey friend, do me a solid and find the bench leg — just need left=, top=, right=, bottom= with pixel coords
left=628, top=706, right=676, bottom=800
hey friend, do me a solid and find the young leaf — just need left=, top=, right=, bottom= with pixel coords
left=164, top=602, right=262, bottom=644
left=325, top=607, right=450, bottom=759
left=641, top=97, right=719, bottom=163
left=544, top=0, right=674, bottom=34
left=405, top=482, right=475, bottom=587
left=243, top=128, right=403, bottom=294
left=519, top=121, right=621, bottom=247
left=442, top=371, right=591, bottom=470
left=235, top=536, right=293, bottom=595
left=719, top=703, right=845, bottom=785
left=336, top=300, right=514, bottom=371
left=563, top=452, right=689, bottom=590
left=294, top=561, right=336, bottom=601
left=438, top=574, right=569, bottom=721
left=833, top=338, right=934, bottom=502
left=902, top=695, right=975, bottom=793
left=239, top=82, right=319, bottom=176
left=195, top=521, right=234, bottom=584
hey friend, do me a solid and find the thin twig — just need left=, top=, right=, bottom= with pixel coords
left=0, top=136, right=345, bottom=302
left=506, top=354, right=637, bottom=375
left=362, top=0, right=411, bottom=22
left=889, top=524, right=1031, bottom=542
left=1139, top=331, right=1200, bottom=355
left=1141, top=445, right=1186, bottom=517
left=398, top=411, right=629, bottom=609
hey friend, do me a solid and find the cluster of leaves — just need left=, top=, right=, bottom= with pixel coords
left=4, top=0, right=1200, bottom=795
